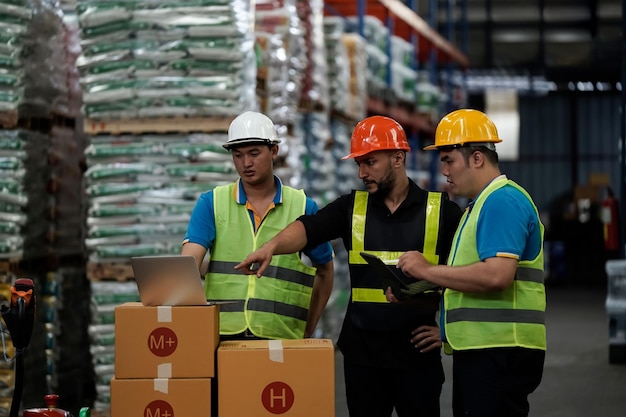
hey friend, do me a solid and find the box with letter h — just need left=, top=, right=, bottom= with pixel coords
left=217, top=339, right=335, bottom=417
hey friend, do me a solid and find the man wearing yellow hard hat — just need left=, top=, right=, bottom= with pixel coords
left=395, top=109, right=546, bottom=417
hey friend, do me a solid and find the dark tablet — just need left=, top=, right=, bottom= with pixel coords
left=359, top=252, right=439, bottom=299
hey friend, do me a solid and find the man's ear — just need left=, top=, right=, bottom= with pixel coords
left=394, top=151, right=405, bottom=165
left=471, top=150, right=484, bottom=167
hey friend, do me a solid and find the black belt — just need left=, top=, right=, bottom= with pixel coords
left=221, top=328, right=264, bottom=341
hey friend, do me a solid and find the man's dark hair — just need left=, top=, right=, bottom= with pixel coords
left=458, top=145, right=499, bottom=165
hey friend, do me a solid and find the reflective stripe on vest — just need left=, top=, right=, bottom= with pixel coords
left=210, top=297, right=308, bottom=322
left=206, top=183, right=316, bottom=339
left=444, top=178, right=546, bottom=351
left=348, top=190, right=443, bottom=303
left=209, top=261, right=315, bottom=287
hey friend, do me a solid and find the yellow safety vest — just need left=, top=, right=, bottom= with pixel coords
left=347, top=190, right=443, bottom=330
left=444, top=178, right=547, bottom=351
left=206, top=183, right=316, bottom=339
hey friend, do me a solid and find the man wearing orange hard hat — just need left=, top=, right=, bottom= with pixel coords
left=395, top=109, right=546, bottom=417
left=236, top=115, right=462, bottom=417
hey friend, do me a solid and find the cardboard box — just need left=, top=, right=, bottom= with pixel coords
left=574, top=184, right=601, bottom=203
left=115, top=302, right=219, bottom=379
left=110, top=377, right=212, bottom=417
left=589, top=172, right=610, bottom=187
left=217, top=339, right=335, bottom=417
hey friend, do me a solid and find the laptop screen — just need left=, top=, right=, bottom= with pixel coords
left=131, top=255, right=208, bottom=306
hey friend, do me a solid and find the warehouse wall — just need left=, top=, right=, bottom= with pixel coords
left=499, top=91, right=621, bottom=213
left=497, top=91, right=620, bottom=284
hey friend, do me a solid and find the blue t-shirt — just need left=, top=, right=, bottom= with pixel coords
left=471, top=183, right=541, bottom=263
left=183, top=176, right=334, bottom=265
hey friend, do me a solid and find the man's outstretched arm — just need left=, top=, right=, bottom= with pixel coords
left=235, top=220, right=309, bottom=276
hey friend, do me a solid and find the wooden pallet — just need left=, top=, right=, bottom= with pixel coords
left=330, top=109, right=360, bottom=126
left=366, top=97, right=434, bottom=133
left=87, top=261, right=135, bottom=282
left=84, top=116, right=234, bottom=135
left=0, top=258, right=20, bottom=274
left=51, top=113, right=77, bottom=130
left=0, top=111, right=18, bottom=129
left=0, top=112, right=77, bottom=132
left=298, top=97, right=326, bottom=113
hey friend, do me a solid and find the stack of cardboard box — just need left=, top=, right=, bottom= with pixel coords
left=111, top=303, right=219, bottom=416
left=110, top=302, right=336, bottom=416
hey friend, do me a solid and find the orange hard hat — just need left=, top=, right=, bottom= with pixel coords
left=424, top=109, right=502, bottom=151
left=342, top=116, right=410, bottom=160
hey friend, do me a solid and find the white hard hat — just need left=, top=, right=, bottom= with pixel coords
left=223, top=111, right=281, bottom=150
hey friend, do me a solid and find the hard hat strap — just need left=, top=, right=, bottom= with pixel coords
left=440, top=142, right=496, bottom=152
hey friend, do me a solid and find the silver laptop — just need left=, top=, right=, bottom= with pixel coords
left=131, top=255, right=208, bottom=306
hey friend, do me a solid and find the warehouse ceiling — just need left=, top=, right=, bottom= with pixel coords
left=420, top=0, right=623, bottom=86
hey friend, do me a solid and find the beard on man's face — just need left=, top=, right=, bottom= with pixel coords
left=370, top=166, right=395, bottom=198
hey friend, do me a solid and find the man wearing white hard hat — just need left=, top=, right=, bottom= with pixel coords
left=181, top=111, right=334, bottom=340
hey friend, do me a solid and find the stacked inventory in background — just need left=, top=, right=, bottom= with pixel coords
left=0, top=0, right=86, bottom=412
left=255, top=0, right=307, bottom=126
left=84, top=132, right=236, bottom=263
left=82, top=129, right=238, bottom=414
left=88, top=281, right=140, bottom=411
left=74, top=1, right=256, bottom=413
left=75, top=0, right=256, bottom=121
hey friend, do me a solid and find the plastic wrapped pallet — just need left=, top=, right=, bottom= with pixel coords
left=84, top=132, right=237, bottom=262
left=295, top=0, right=329, bottom=110
left=297, top=112, right=336, bottom=207
left=346, top=15, right=388, bottom=53
left=75, top=0, right=257, bottom=120
left=391, top=62, right=416, bottom=103
left=323, top=16, right=350, bottom=114
left=390, top=35, right=414, bottom=68
left=0, top=0, right=70, bottom=120
left=364, top=43, right=389, bottom=96
left=255, top=0, right=307, bottom=125
left=345, top=15, right=390, bottom=99
left=58, top=12, right=84, bottom=118
left=88, top=281, right=140, bottom=411
left=0, top=129, right=51, bottom=260
left=342, top=33, right=367, bottom=121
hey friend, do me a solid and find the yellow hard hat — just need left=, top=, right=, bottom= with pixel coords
left=424, top=109, right=502, bottom=151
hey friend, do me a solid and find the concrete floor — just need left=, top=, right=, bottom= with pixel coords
left=334, top=284, right=626, bottom=417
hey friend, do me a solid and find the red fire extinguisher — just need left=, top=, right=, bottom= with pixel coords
left=601, top=187, right=620, bottom=253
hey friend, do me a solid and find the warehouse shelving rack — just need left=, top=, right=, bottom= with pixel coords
left=324, top=0, right=468, bottom=188
left=324, top=0, right=468, bottom=130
